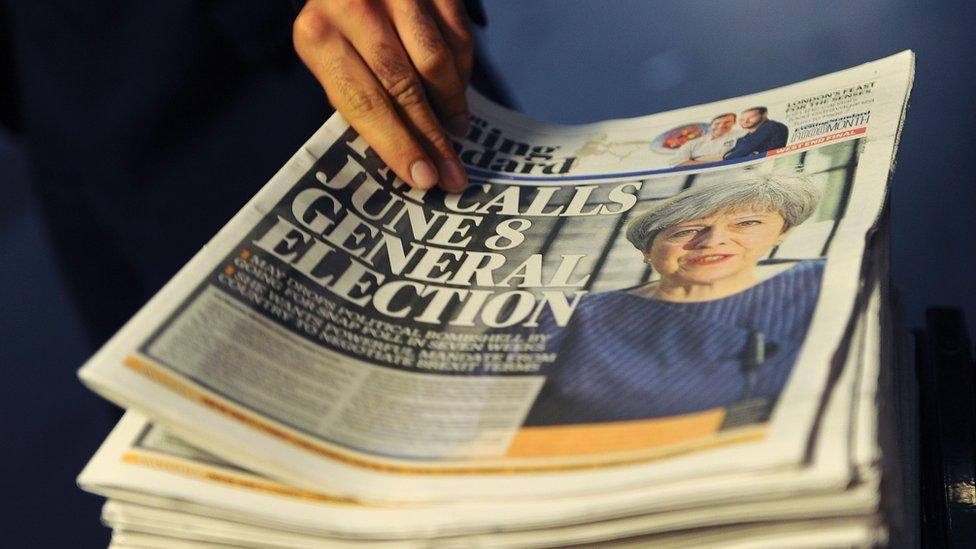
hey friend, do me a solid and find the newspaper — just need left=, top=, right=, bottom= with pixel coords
left=79, top=258, right=889, bottom=546
left=77, top=286, right=877, bottom=542
left=80, top=233, right=893, bottom=545
left=104, top=519, right=880, bottom=549
left=78, top=51, right=913, bottom=505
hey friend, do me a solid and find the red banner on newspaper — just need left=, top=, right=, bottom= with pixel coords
left=766, top=127, right=868, bottom=157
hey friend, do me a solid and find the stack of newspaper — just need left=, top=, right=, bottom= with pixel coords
left=78, top=52, right=915, bottom=547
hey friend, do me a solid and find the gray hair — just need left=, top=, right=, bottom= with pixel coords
left=625, top=175, right=821, bottom=252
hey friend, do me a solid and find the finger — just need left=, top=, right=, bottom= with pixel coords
left=385, top=0, right=469, bottom=139
left=294, top=14, right=440, bottom=190
left=428, top=0, right=475, bottom=86
left=334, top=3, right=467, bottom=192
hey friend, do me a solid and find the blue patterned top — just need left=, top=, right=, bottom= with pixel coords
left=523, top=259, right=825, bottom=426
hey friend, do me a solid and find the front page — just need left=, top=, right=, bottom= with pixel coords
left=79, top=52, right=913, bottom=501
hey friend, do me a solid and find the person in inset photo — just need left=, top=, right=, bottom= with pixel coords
left=669, top=113, right=743, bottom=167
left=723, top=107, right=789, bottom=159
left=523, top=176, right=824, bottom=426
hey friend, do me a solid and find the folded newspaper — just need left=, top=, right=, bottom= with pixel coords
left=79, top=51, right=915, bottom=547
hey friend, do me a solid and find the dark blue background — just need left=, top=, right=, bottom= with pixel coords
left=1, top=1, right=972, bottom=546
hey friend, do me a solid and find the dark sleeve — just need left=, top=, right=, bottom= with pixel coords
left=766, top=121, right=788, bottom=150
left=0, top=5, right=19, bottom=133
left=466, top=0, right=487, bottom=26
left=724, top=133, right=757, bottom=159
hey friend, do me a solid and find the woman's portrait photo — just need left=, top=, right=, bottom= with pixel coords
left=524, top=174, right=827, bottom=426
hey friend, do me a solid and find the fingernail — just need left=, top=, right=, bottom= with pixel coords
left=410, top=160, right=438, bottom=189
left=439, top=160, right=467, bottom=192
left=447, top=114, right=470, bottom=138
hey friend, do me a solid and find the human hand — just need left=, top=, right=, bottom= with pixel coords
left=293, top=0, right=473, bottom=192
